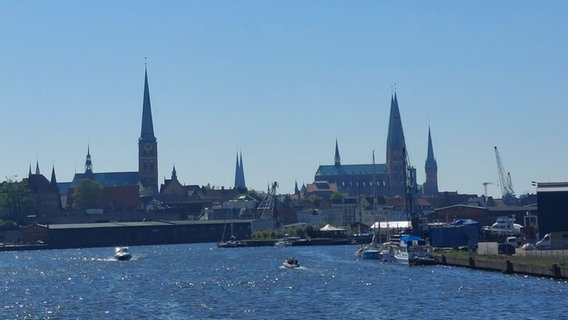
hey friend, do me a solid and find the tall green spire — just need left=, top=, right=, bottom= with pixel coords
left=140, top=65, right=156, bottom=142
left=234, top=151, right=247, bottom=191
left=386, top=93, right=406, bottom=158
left=424, top=126, right=439, bottom=195
left=138, top=63, right=159, bottom=196
left=385, top=92, right=407, bottom=197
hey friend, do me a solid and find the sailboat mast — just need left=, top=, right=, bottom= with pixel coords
left=403, top=147, right=419, bottom=235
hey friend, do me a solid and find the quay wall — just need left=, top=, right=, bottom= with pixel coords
left=18, top=220, right=253, bottom=249
left=437, top=254, right=568, bottom=279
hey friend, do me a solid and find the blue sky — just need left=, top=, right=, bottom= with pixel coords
left=1, top=1, right=567, bottom=197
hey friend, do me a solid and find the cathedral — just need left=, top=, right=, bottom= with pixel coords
left=314, top=93, right=438, bottom=198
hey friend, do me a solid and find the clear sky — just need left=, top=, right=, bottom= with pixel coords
left=1, top=1, right=567, bottom=197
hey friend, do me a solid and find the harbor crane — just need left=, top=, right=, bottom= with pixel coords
left=257, top=181, right=278, bottom=220
left=494, top=146, right=515, bottom=202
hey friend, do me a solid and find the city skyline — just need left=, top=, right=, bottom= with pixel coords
left=1, top=1, right=567, bottom=197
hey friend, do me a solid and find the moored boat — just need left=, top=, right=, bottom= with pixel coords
left=217, top=235, right=246, bottom=248
left=394, top=235, right=436, bottom=266
left=217, top=222, right=246, bottom=248
left=274, top=236, right=305, bottom=248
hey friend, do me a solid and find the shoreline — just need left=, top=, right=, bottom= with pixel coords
left=435, top=254, right=568, bottom=280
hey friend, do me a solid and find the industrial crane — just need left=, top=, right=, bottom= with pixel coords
left=257, top=181, right=278, bottom=220
left=494, top=146, right=515, bottom=201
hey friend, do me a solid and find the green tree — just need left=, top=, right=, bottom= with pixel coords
left=0, top=180, right=34, bottom=224
left=72, top=179, right=103, bottom=211
left=0, top=219, right=19, bottom=230
left=330, top=192, right=344, bottom=200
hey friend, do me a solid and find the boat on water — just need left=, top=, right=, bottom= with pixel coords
left=355, top=244, right=381, bottom=259
left=355, top=231, right=382, bottom=259
left=217, top=222, right=246, bottom=248
left=274, top=236, right=305, bottom=248
left=282, top=258, right=300, bottom=269
left=394, top=235, right=436, bottom=266
left=217, top=235, right=246, bottom=248
left=355, top=225, right=396, bottom=262
left=115, top=246, right=132, bottom=261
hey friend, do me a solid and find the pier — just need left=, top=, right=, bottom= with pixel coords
left=436, top=253, right=568, bottom=279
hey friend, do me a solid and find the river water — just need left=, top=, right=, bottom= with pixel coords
left=1, top=243, right=567, bottom=319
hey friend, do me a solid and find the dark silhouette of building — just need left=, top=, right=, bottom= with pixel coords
left=138, top=65, right=158, bottom=196
left=423, top=126, right=439, bottom=196
left=66, top=148, right=139, bottom=213
left=26, top=162, right=62, bottom=217
left=314, top=93, right=429, bottom=198
left=234, top=151, right=247, bottom=192
left=536, top=182, right=568, bottom=236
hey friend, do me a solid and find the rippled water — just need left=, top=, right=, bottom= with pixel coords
left=1, top=243, right=567, bottom=319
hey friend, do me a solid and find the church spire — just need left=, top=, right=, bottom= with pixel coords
left=334, top=139, right=341, bottom=166
left=50, top=165, right=58, bottom=188
left=426, top=126, right=437, bottom=169
left=35, top=160, right=40, bottom=175
left=424, top=126, right=439, bottom=195
left=140, top=64, right=156, bottom=142
left=138, top=63, right=159, bottom=196
left=386, top=92, right=406, bottom=155
left=386, top=91, right=408, bottom=197
left=85, top=145, right=93, bottom=177
left=171, top=164, right=177, bottom=181
left=239, top=152, right=246, bottom=190
left=234, top=151, right=247, bottom=191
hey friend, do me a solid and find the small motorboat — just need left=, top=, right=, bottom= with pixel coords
left=115, top=246, right=132, bottom=261
left=282, top=258, right=300, bottom=269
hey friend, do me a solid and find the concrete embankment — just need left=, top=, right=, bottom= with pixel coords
left=436, top=254, right=568, bottom=279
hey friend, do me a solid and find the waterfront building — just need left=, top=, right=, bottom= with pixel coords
left=535, top=182, right=568, bottom=236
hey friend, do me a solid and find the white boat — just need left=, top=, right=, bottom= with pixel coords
left=282, top=258, right=300, bottom=269
left=115, top=246, right=132, bottom=261
left=274, top=236, right=303, bottom=248
left=483, top=216, right=523, bottom=236
left=394, top=235, right=436, bottom=266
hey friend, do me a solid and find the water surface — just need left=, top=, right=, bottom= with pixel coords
left=2, top=243, right=566, bottom=319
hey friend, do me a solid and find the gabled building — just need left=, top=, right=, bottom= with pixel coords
left=26, top=163, right=62, bottom=217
